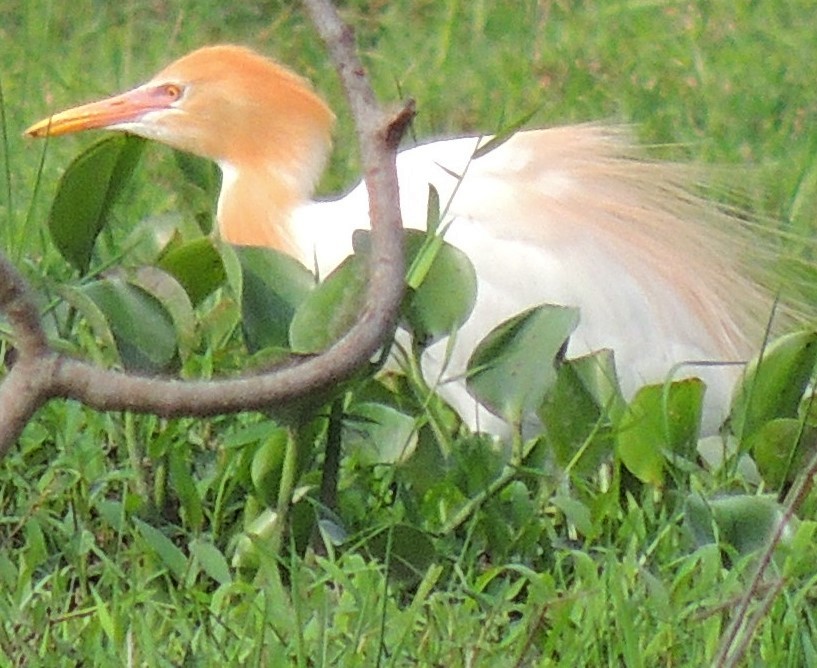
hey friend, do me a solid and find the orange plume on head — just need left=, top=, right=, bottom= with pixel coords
left=26, top=45, right=336, bottom=252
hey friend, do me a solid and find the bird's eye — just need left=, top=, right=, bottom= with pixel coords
left=162, top=83, right=183, bottom=100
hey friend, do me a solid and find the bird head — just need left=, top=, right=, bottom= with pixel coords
left=26, top=45, right=336, bottom=248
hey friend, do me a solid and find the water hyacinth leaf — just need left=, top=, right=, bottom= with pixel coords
left=48, top=135, right=146, bottom=273
left=173, top=149, right=220, bottom=196
left=731, top=330, right=817, bottom=441
left=237, top=246, right=315, bottom=352
left=749, top=418, right=814, bottom=489
left=685, top=493, right=784, bottom=555
left=616, top=379, right=704, bottom=486
left=289, top=255, right=367, bottom=354
left=367, top=524, right=436, bottom=582
left=129, top=266, right=197, bottom=355
left=467, top=305, right=579, bottom=426
left=81, top=276, right=178, bottom=373
left=353, top=227, right=477, bottom=347
left=402, top=229, right=477, bottom=347
left=344, top=402, right=418, bottom=465
left=157, top=236, right=227, bottom=306
left=55, top=283, right=117, bottom=358
left=539, top=350, right=622, bottom=473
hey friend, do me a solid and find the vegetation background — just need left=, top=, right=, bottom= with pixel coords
left=1, top=1, right=817, bottom=665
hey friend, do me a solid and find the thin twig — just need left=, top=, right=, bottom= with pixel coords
left=714, top=438, right=817, bottom=666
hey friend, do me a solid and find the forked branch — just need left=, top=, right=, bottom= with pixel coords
left=0, top=0, right=408, bottom=456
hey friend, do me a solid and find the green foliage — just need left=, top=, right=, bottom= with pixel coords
left=401, top=228, right=478, bottom=347
left=467, top=305, right=578, bottom=427
left=47, top=135, right=145, bottom=272
left=289, top=255, right=367, bottom=354
left=3, top=0, right=817, bottom=665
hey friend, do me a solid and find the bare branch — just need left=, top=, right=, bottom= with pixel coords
left=0, top=0, right=407, bottom=454
left=0, top=252, right=48, bottom=357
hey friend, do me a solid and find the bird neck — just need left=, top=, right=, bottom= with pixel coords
left=216, top=156, right=321, bottom=254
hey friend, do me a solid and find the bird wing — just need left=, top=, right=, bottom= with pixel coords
left=295, top=124, right=768, bottom=433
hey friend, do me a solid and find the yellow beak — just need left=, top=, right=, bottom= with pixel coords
left=25, top=84, right=180, bottom=138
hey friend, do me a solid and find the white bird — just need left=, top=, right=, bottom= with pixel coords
left=26, top=44, right=771, bottom=436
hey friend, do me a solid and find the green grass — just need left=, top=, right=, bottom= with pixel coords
left=2, top=1, right=817, bottom=665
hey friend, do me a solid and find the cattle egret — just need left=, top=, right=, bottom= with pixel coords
left=26, top=45, right=773, bottom=435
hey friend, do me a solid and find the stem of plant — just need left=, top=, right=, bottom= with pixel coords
left=269, top=424, right=302, bottom=561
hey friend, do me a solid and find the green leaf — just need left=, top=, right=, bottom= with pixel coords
left=231, top=508, right=278, bottom=571
left=169, top=443, right=203, bottom=532
left=367, top=524, right=436, bottom=583
left=189, top=538, right=232, bottom=586
left=133, top=518, right=187, bottom=580
left=731, top=330, right=817, bottom=441
left=157, top=237, right=227, bottom=306
left=616, top=379, right=704, bottom=486
left=344, top=402, right=418, bottom=465
left=237, top=246, right=315, bottom=352
left=552, top=495, right=594, bottom=537
left=129, top=266, right=198, bottom=356
left=173, top=149, right=220, bottom=196
left=289, top=255, right=367, bottom=354
left=48, top=135, right=145, bottom=273
left=402, top=229, right=477, bottom=347
left=685, top=493, right=783, bottom=555
left=466, top=305, right=579, bottom=426
left=250, top=428, right=290, bottom=506
left=472, top=107, right=540, bottom=158
left=81, top=276, right=178, bottom=373
left=56, top=283, right=117, bottom=359
left=749, top=418, right=813, bottom=489
left=539, top=350, right=623, bottom=473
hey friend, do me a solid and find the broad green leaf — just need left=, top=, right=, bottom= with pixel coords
left=402, top=229, right=477, bottom=347
left=129, top=266, right=197, bottom=356
left=466, top=305, right=579, bottom=426
left=398, top=426, right=448, bottom=496
left=55, top=283, right=117, bottom=360
left=157, top=237, right=227, bottom=306
left=616, top=379, right=704, bottom=486
left=539, top=350, right=622, bottom=474
left=450, top=433, right=507, bottom=495
left=353, top=227, right=477, bottom=347
left=289, top=255, right=367, bottom=354
left=749, top=418, right=814, bottom=489
left=173, top=149, right=220, bottom=197
left=685, top=493, right=784, bottom=555
left=48, top=135, right=145, bottom=273
left=367, top=524, right=436, bottom=582
left=731, top=330, right=817, bottom=441
left=344, top=402, right=418, bottom=465
left=237, top=246, right=315, bottom=352
left=133, top=518, right=187, bottom=580
left=81, top=276, right=178, bottom=373
left=189, top=538, right=232, bottom=586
